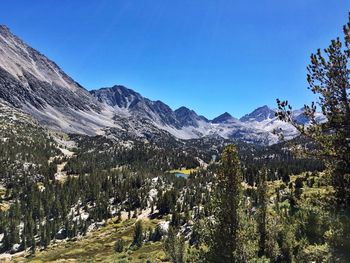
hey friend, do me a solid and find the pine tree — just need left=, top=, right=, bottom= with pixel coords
left=171, top=207, right=181, bottom=228
left=206, top=145, right=244, bottom=263
left=257, top=168, right=268, bottom=257
left=164, top=226, right=185, bottom=263
left=151, top=224, right=163, bottom=242
left=132, top=220, right=143, bottom=248
left=31, top=237, right=36, bottom=255
left=277, top=13, right=350, bottom=207
left=115, top=238, right=124, bottom=253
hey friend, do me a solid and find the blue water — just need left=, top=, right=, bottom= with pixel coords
left=175, top=173, right=188, bottom=179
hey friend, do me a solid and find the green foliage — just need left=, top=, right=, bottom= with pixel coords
left=150, top=224, right=163, bottom=242
left=277, top=13, right=350, bottom=208
left=164, top=226, right=185, bottom=263
left=115, top=238, right=124, bottom=253
left=157, top=189, right=177, bottom=215
left=206, top=145, right=247, bottom=263
left=132, top=220, right=143, bottom=248
left=65, top=135, right=200, bottom=175
left=0, top=105, right=60, bottom=184
left=257, top=168, right=268, bottom=258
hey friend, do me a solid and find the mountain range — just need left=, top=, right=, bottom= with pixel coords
left=0, top=25, right=323, bottom=145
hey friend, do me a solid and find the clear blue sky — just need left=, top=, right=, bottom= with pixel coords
left=2, top=1, right=350, bottom=118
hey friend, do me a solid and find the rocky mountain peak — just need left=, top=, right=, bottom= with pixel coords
left=212, top=112, right=236, bottom=124
left=240, top=105, right=275, bottom=122
left=174, top=106, right=206, bottom=127
left=175, top=106, right=195, bottom=116
left=90, top=85, right=141, bottom=108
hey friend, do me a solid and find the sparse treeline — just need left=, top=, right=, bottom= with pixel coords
left=0, top=131, right=325, bottom=257
left=277, top=13, right=350, bottom=208
left=0, top=122, right=327, bottom=256
left=65, top=136, right=200, bottom=174
left=159, top=144, right=349, bottom=262
left=0, top=169, right=154, bottom=253
left=0, top=118, right=59, bottom=184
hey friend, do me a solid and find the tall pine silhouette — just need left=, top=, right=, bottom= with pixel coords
left=206, top=145, right=243, bottom=263
left=277, top=13, right=350, bottom=208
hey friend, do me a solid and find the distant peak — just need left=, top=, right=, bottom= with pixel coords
left=111, top=84, right=127, bottom=89
left=175, top=106, right=191, bottom=113
left=174, top=106, right=206, bottom=127
left=212, top=112, right=235, bottom=124
left=175, top=106, right=199, bottom=118
left=258, top=105, right=269, bottom=110
left=93, top=85, right=140, bottom=96
left=240, top=105, right=275, bottom=122
left=221, top=112, right=232, bottom=117
left=110, top=85, right=132, bottom=92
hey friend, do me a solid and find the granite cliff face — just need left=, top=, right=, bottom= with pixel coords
left=240, top=105, right=276, bottom=122
left=0, top=25, right=117, bottom=135
left=0, top=25, right=98, bottom=110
